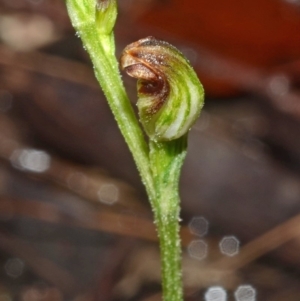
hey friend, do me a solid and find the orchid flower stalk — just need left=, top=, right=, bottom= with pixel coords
left=66, top=1, right=204, bottom=300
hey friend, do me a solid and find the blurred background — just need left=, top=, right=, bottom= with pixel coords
left=0, top=0, right=300, bottom=300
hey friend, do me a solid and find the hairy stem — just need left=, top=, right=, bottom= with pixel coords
left=66, top=17, right=156, bottom=201
left=156, top=213, right=183, bottom=301
left=150, top=137, right=187, bottom=301
left=66, top=2, right=190, bottom=300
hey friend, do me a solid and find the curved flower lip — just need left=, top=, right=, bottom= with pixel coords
left=120, top=36, right=169, bottom=115
left=120, top=37, right=163, bottom=82
left=120, top=36, right=204, bottom=141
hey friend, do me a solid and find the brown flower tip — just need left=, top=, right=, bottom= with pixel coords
left=120, top=36, right=204, bottom=141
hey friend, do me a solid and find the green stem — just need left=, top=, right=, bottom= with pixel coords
left=150, top=137, right=187, bottom=301
left=157, top=213, right=183, bottom=301
left=67, top=18, right=156, bottom=201
left=66, top=2, right=187, bottom=300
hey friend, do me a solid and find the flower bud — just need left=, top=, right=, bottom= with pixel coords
left=95, top=0, right=117, bottom=35
left=120, top=36, right=204, bottom=141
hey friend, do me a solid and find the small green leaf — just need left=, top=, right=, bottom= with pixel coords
left=120, top=36, right=204, bottom=142
left=95, top=0, right=117, bottom=35
left=66, top=0, right=95, bottom=28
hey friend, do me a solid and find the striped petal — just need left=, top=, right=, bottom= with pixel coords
left=120, top=36, right=204, bottom=141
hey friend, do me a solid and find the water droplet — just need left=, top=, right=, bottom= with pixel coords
left=188, top=216, right=209, bottom=237
left=67, top=172, right=88, bottom=193
left=219, top=236, right=240, bottom=257
left=0, top=14, right=55, bottom=51
left=10, top=148, right=51, bottom=173
left=205, top=286, right=227, bottom=301
left=278, top=178, right=300, bottom=205
left=5, top=258, right=25, bottom=278
left=234, top=285, right=256, bottom=301
left=267, top=74, right=290, bottom=97
left=97, top=183, right=119, bottom=205
left=187, top=239, right=208, bottom=261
